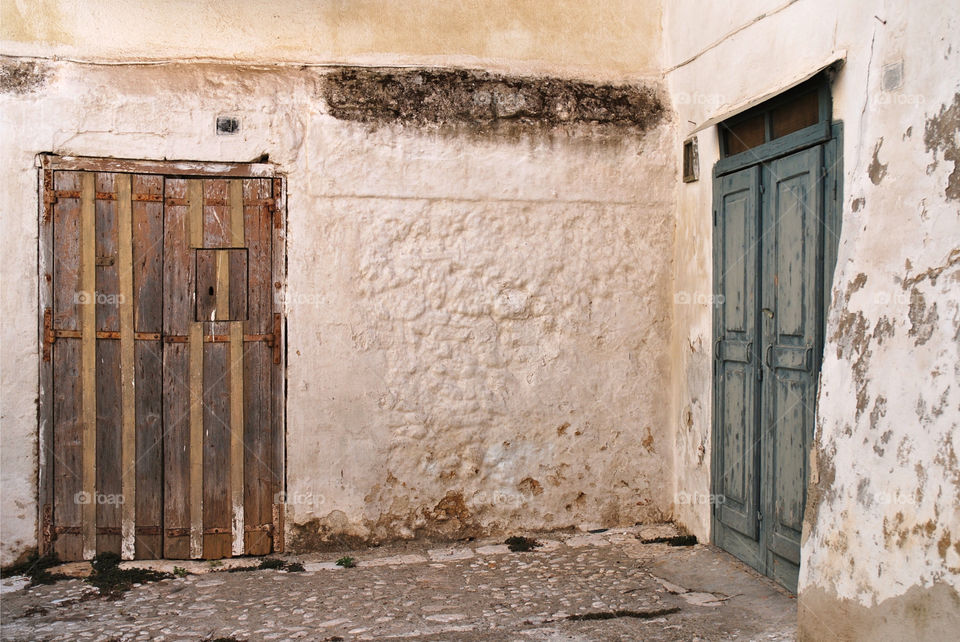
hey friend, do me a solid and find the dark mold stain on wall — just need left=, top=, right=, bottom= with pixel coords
left=924, top=93, right=960, bottom=201
left=322, top=68, right=665, bottom=132
left=0, top=60, right=48, bottom=94
left=868, top=138, right=888, bottom=185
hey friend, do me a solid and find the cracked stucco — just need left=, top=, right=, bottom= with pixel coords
left=665, top=0, right=960, bottom=632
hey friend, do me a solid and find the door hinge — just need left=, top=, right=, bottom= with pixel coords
left=271, top=178, right=283, bottom=230
left=759, top=184, right=765, bottom=195
left=41, top=504, right=54, bottom=554
left=42, top=170, right=56, bottom=224
left=271, top=313, right=282, bottom=365
left=42, top=307, right=54, bottom=361
left=757, top=511, right=763, bottom=522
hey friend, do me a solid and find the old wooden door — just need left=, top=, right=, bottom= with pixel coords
left=712, top=139, right=838, bottom=591
left=39, top=157, right=284, bottom=561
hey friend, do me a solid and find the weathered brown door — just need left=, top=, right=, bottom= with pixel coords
left=39, top=158, right=284, bottom=561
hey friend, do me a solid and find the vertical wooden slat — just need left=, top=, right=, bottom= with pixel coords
left=94, top=173, right=121, bottom=557
left=188, top=180, right=203, bottom=249
left=116, top=174, right=136, bottom=560
left=215, top=251, right=229, bottom=320
left=52, top=171, right=83, bottom=561
left=202, top=179, right=232, bottom=559
left=188, top=322, right=203, bottom=559
left=162, top=177, right=191, bottom=559
left=38, top=169, right=55, bottom=556
left=229, top=179, right=245, bottom=556
left=243, top=179, right=272, bottom=554
left=132, top=174, right=164, bottom=559
left=188, top=180, right=205, bottom=558
left=80, top=172, right=97, bottom=560
left=271, top=177, right=286, bottom=553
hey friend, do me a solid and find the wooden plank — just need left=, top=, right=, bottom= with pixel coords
left=243, top=341, right=272, bottom=555
left=116, top=174, right=136, bottom=560
left=215, top=250, right=229, bottom=320
left=201, top=179, right=232, bottom=559
left=95, top=339, right=121, bottom=556
left=187, top=179, right=203, bottom=249
left=53, top=172, right=81, bottom=332
left=95, top=173, right=120, bottom=333
left=229, top=178, right=246, bottom=557
left=133, top=174, right=164, bottom=334
left=188, top=178, right=206, bottom=558
left=189, top=322, right=204, bottom=559
left=80, top=172, right=97, bottom=560
left=229, top=323, right=245, bottom=556
left=94, top=172, right=121, bottom=557
left=40, top=154, right=277, bottom=178
left=203, top=340, right=232, bottom=559
left=270, top=177, right=286, bottom=553
left=132, top=173, right=164, bottom=559
left=242, top=178, right=271, bottom=554
left=162, top=177, right=191, bottom=559
left=134, top=340, right=163, bottom=559
left=52, top=171, right=82, bottom=560
left=38, top=169, right=55, bottom=556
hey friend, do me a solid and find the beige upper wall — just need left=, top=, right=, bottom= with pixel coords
left=1, top=0, right=663, bottom=78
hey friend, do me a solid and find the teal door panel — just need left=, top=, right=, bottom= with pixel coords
left=761, top=146, right=823, bottom=585
left=713, top=140, right=835, bottom=593
left=712, top=165, right=762, bottom=569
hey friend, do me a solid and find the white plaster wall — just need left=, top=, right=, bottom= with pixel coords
left=0, top=56, right=677, bottom=562
left=1, top=0, right=662, bottom=80
left=664, top=0, right=959, bottom=618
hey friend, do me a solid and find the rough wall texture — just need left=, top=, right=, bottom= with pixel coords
left=323, top=68, right=664, bottom=130
left=665, top=0, right=960, bottom=636
left=0, top=59, right=676, bottom=562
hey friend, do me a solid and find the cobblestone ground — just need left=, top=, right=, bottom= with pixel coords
left=1, top=526, right=796, bottom=641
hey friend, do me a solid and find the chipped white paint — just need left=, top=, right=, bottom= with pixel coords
left=664, top=0, right=960, bottom=624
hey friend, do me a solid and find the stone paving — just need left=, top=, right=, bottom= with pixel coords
left=1, top=525, right=797, bottom=641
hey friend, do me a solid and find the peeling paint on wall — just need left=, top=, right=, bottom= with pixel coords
left=924, top=93, right=960, bottom=200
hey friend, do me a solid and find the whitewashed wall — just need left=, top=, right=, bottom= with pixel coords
left=0, top=0, right=675, bottom=563
left=664, top=0, right=959, bottom=637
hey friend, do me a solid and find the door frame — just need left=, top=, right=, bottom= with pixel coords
left=36, top=154, right=288, bottom=557
left=709, top=93, right=843, bottom=589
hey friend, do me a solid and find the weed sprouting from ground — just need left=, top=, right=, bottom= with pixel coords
left=258, top=558, right=287, bottom=570
left=86, top=552, right=171, bottom=597
left=335, top=556, right=357, bottom=568
left=505, top=536, right=542, bottom=552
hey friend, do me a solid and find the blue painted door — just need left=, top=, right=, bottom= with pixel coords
left=713, top=143, right=829, bottom=592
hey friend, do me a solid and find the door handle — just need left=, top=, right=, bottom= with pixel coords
left=804, top=345, right=814, bottom=371
left=765, top=344, right=774, bottom=368
left=715, top=337, right=723, bottom=360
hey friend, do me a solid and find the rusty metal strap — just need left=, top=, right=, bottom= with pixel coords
left=50, top=191, right=275, bottom=208
left=164, top=333, right=275, bottom=344
left=166, top=197, right=275, bottom=208
left=54, top=525, right=162, bottom=535
left=165, top=526, right=272, bottom=537
left=50, top=329, right=162, bottom=341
